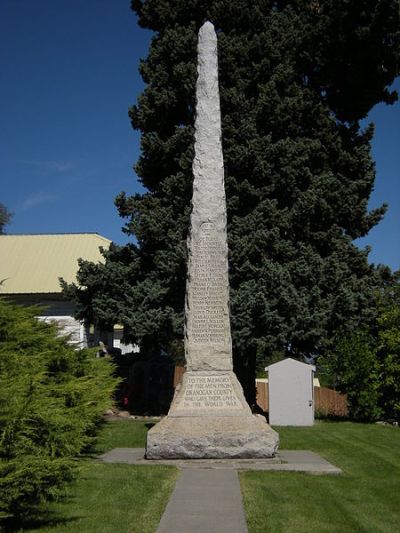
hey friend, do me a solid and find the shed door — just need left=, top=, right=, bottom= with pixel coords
left=307, top=372, right=315, bottom=425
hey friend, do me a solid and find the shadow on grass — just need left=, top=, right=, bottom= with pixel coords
left=316, top=415, right=399, bottom=425
left=3, top=503, right=81, bottom=532
left=315, top=415, right=350, bottom=422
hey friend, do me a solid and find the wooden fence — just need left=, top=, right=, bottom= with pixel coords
left=313, top=386, right=348, bottom=417
left=256, top=382, right=348, bottom=417
left=173, top=366, right=348, bottom=418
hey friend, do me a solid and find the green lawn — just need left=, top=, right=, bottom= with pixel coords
left=92, top=419, right=151, bottom=454
left=11, top=420, right=400, bottom=532
left=14, top=420, right=177, bottom=533
left=240, top=421, right=400, bottom=533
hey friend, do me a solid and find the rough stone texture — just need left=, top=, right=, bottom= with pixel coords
left=185, top=21, right=232, bottom=372
left=100, top=449, right=342, bottom=474
left=146, top=21, right=279, bottom=459
left=167, top=371, right=251, bottom=417
left=146, top=415, right=279, bottom=459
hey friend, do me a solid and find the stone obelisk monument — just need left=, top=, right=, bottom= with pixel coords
left=146, top=21, right=279, bottom=459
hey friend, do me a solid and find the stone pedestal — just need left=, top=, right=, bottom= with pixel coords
left=146, top=371, right=279, bottom=458
left=146, top=21, right=279, bottom=459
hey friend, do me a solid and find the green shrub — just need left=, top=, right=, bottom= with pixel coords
left=376, top=280, right=400, bottom=423
left=0, top=300, right=119, bottom=520
left=320, top=331, right=382, bottom=421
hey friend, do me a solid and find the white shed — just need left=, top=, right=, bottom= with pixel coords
left=266, top=358, right=316, bottom=426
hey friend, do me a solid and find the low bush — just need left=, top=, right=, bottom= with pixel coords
left=318, top=275, right=400, bottom=423
left=0, top=300, right=119, bottom=520
left=376, top=279, right=400, bottom=423
left=320, top=331, right=382, bottom=421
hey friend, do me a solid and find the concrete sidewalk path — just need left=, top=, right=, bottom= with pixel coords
left=98, top=448, right=342, bottom=531
left=156, top=468, right=248, bottom=533
left=99, top=448, right=342, bottom=474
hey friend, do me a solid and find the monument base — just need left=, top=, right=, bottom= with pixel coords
left=145, top=370, right=279, bottom=459
left=146, top=415, right=279, bottom=459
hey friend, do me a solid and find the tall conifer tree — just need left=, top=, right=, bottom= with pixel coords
left=0, top=203, right=12, bottom=234
left=64, top=0, right=400, bottom=401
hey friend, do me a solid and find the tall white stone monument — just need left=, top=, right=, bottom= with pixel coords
left=146, top=21, right=279, bottom=459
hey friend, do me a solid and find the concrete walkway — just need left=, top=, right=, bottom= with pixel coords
left=98, top=448, right=342, bottom=532
left=99, top=448, right=342, bottom=474
left=157, top=469, right=248, bottom=533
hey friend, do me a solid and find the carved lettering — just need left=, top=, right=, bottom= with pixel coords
left=188, top=222, right=229, bottom=344
left=176, top=375, right=242, bottom=410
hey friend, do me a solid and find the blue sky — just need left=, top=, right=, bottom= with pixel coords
left=1, top=1, right=399, bottom=271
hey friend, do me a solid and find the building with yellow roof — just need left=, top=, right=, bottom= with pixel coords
left=0, top=233, right=111, bottom=347
left=0, top=233, right=111, bottom=294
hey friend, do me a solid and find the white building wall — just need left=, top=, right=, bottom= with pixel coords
left=10, top=295, right=139, bottom=353
left=267, top=358, right=315, bottom=426
left=38, top=315, right=87, bottom=348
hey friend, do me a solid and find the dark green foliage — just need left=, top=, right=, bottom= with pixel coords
left=0, top=300, right=119, bottom=520
left=0, top=203, right=12, bottom=234
left=319, top=274, right=400, bottom=422
left=376, top=274, right=400, bottom=422
left=64, top=1, right=400, bottom=400
left=320, top=331, right=382, bottom=421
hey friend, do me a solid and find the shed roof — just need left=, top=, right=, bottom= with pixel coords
left=266, top=357, right=316, bottom=372
left=0, top=233, right=111, bottom=294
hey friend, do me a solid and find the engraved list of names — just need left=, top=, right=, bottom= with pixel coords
left=188, top=222, right=229, bottom=344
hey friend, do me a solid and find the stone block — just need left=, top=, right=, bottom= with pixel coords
left=146, top=415, right=279, bottom=459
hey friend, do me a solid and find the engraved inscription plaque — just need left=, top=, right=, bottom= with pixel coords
left=188, top=222, right=229, bottom=345
left=174, top=375, right=242, bottom=410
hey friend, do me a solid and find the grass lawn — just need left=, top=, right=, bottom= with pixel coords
left=13, top=420, right=178, bottom=533
left=92, top=419, right=151, bottom=454
left=240, top=421, right=400, bottom=533
left=11, top=419, right=400, bottom=532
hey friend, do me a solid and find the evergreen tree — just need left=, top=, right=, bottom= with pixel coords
left=63, top=0, right=400, bottom=402
left=320, top=330, right=382, bottom=421
left=0, top=300, right=118, bottom=520
left=0, top=203, right=12, bottom=234
left=376, top=272, right=400, bottom=422
left=318, top=272, right=400, bottom=422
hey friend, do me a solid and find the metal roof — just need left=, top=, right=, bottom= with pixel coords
left=0, top=233, right=111, bottom=294
left=266, top=357, right=316, bottom=372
